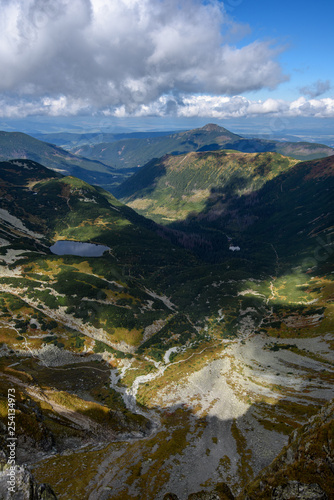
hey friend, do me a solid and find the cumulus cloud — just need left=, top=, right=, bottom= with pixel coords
left=2, top=94, right=333, bottom=120
left=106, top=94, right=334, bottom=119
left=0, top=95, right=92, bottom=118
left=0, top=0, right=287, bottom=112
left=299, top=79, right=331, bottom=98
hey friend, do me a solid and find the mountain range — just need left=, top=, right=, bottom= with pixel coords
left=1, top=124, right=333, bottom=195
left=0, top=130, right=333, bottom=499
left=68, top=123, right=334, bottom=171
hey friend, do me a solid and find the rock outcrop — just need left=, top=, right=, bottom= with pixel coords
left=271, top=480, right=328, bottom=499
left=163, top=401, right=333, bottom=500
left=241, top=399, right=334, bottom=499
left=0, top=461, right=57, bottom=500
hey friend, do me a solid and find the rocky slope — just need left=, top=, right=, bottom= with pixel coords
left=163, top=400, right=333, bottom=499
left=0, top=454, right=57, bottom=500
left=241, top=399, right=334, bottom=499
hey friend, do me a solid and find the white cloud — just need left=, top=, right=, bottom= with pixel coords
left=107, top=94, right=334, bottom=119
left=1, top=93, right=334, bottom=120
left=0, top=0, right=287, bottom=112
left=0, top=95, right=91, bottom=118
left=2, top=0, right=331, bottom=122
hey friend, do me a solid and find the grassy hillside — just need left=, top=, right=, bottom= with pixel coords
left=115, top=150, right=333, bottom=271
left=115, top=150, right=299, bottom=223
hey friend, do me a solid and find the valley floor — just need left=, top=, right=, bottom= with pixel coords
left=31, top=331, right=334, bottom=499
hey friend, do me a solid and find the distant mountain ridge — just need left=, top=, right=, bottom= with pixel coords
left=68, top=123, right=334, bottom=171
left=32, top=130, right=177, bottom=148
left=0, top=130, right=119, bottom=189
left=1, top=125, right=333, bottom=195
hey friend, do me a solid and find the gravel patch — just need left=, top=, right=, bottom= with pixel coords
left=31, top=344, right=101, bottom=367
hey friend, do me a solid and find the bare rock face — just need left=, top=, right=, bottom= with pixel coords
left=242, top=399, right=334, bottom=500
left=0, top=462, right=57, bottom=500
left=271, top=481, right=327, bottom=499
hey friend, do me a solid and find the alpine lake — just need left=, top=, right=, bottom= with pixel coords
left=50, top=240, right=110, bottom=257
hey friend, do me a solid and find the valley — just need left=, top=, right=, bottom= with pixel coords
left=0, top=127, right=333, bottom=499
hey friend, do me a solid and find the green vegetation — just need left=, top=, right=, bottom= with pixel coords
left=138, top=313, right=197, bottom=360
left=0, top=147, right=332, bottom=500
left=115, top=150, right=298, bottom=224
left=0, top=355, right=150, bottom=465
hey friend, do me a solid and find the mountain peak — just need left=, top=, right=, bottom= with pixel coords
left=201, top=123, right=227, bottom=132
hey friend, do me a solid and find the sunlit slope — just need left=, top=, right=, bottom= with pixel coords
left=115, top=152, right=333, bottom=271
left=115, top=150, right=299, bottom=223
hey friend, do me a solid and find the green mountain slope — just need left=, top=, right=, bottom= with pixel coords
left=70, top=123, right=334, bottom=170
left=115, top=150, right=299, bottom=223
left=0, top=159, right=192, bottom=279
left=116, top=151, right=333, bottom=277
left=0, top=159, right=203, bottom=345
left=182, top=154, right=334, bottom=271
left=0, top=131, right=119, bottom=189
left=0, top=159, right=195, bottom=464
left=70, top=123, right=243, bottom=169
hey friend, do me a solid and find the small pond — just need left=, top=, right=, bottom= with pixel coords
left=50, top=240, right=110, bottom=257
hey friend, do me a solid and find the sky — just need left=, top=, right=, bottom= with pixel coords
left=0, top=0, right=333, bottom=134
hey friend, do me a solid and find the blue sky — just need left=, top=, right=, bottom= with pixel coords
left=233, top=0, right=334, bottom=101
left=0, top=0, right=333, bottom=134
